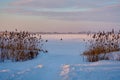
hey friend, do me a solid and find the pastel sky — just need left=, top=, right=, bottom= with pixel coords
left=0, top=0, right=120, bottom=32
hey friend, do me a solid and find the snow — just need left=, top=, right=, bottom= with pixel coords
left=35, top=64, right=43, bottom=68
left=100, top=52, right=120, bottom=60
left=60, top=64, right=70, bottom=76
left=0, top=69, right=10, bottom=72
left=0, top=34, right=120, bottom=80
left=60, top=61, right=120, bottom=80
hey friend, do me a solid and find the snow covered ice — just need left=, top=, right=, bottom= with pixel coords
left=0, top=34, right=120, bottom=80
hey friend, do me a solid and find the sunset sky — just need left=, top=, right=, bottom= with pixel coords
left=0, top=0, right=120, bottom=32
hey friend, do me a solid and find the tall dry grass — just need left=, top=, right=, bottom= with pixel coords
left=0, top=30, right=44, bottom=62
left=83, top=29, right=120, bottom=62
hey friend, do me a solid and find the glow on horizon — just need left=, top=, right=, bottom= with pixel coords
left=35, top=7, right=92, bottom=12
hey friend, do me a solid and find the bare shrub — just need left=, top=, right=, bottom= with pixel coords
left=83, top=29, right=120, bottom=62
left=0, top=30, right=44, bottom=62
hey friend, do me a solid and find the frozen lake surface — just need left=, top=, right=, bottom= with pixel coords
left=0, top=34, right=120, bottom=80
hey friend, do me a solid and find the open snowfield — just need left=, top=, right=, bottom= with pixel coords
left=0, top=34, right=120, bottom=80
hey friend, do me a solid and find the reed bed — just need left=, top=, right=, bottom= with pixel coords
left=0, top=30, right=43, bottom=62
left=83, top=29, right=120, bottom=62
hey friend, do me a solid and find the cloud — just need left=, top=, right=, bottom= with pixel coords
left=11, top=0, right=34, bottom=6
left=11, top=0, right=73, bottom=8
left=1, top=0, right=120, bottom=23
left=10, top=0, right=120, bottom=8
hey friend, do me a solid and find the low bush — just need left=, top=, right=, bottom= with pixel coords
left=83, top=29, right=120, bottom=62
left=0, top=30, right=44, bottom=62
